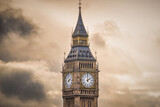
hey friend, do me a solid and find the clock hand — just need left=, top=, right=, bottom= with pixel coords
left=87, top=77, right=92, bottom=82
left=68, top=79, right=71, bottom=82
left=88, top=78, right=91, bottom=81
left=87, top=75, right=89, bottom=82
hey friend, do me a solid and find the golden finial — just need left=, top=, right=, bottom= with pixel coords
left=64, top=52, right=66, bottom=60
left=71, top=27, right=73, bottom=34
left=87, top=26, right=89, bottom=34
left=79, top=0, right=82, bottom=9
left=95, top=51, right=97, bottom=60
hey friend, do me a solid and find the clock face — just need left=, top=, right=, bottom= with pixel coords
left=65, top=73, right=73, bottom=88
left=81, top=73, right=94, bottom=88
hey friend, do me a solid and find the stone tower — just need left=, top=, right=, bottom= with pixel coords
left=62, top=1, right=99, bottom=107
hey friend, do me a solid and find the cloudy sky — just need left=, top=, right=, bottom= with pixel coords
left=0, top=0, right=160, bottom=107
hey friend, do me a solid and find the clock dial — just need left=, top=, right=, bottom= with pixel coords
left=81, top=73, right=94, bottom=88
left=65, top=73, right=73, bottom=88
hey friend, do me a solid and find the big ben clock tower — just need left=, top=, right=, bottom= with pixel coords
left=62, top=0, right=99, bottom=107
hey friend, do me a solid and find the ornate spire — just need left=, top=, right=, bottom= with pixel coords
left=72, top=0, right=88, bottom=38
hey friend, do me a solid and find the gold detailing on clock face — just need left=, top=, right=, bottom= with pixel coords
left=65, top=73, right=73, bottom=88
left=81, top=73, right=94, bottom=88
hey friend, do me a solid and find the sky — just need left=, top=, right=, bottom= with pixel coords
left=0, top=0, right=160, bottom=107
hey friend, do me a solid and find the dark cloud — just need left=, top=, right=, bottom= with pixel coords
left=0, top=0, right=62, bottom=63
left=0, top=61, right=62, bottom=107
left=0, top=0, right=37, bottom=42
left=0, top=70, right=45, bottom=101
left=0, top=8, right=37, bottom=41
left=0, top=0, right=40, bottom=62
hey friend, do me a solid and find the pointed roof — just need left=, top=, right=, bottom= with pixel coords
left=72, top=5, right=88, bottom=37
left=64, top=46, right=96, bottom=62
